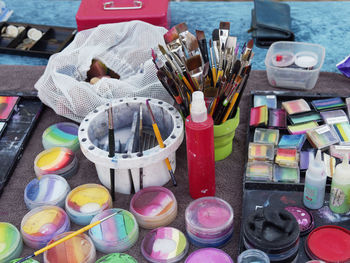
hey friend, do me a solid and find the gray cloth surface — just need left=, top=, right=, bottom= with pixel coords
left=0, top=65, right=349, bottom=262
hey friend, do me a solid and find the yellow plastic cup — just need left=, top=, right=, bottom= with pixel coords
left=213, top=108, right=240, bottom=161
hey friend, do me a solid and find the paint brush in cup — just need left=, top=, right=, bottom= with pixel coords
left=139, top=104, right=144, bottom=190
left=146, top=99, right=177, bottom=186
left=15, top=211, right=119, bottom=263
left=108, top=104, right=116, bottom=201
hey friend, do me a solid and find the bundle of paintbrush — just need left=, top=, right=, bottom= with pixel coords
left=152, top=22, right=254, bottom=124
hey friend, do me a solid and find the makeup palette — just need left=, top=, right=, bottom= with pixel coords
left=288, top=111, right=322, bottom=125
left=300, top=149, right=315, bottom=170
left=141, top=227, right=188, bottom=263
left=278, top=134, right=306, bottom=150
left=273, top=165, right=300, bottom=183
left=329, top=145, right=350, bottom=160
left=253, top=128, right=279, bottom=145
left=287, top=121, right=319, bottom=135
left=254, top=95, right=277, bottom=109
left=333, top=122, right=350, bottom=144
left=185, top=197, right=234, bottom=248
left=237, top=249, right=270, bottom=263
left=250, top=105, right=268, bottom=127
left=320, top=110, right=348, bottom=125
left=185, top=248, right=233, bottom=263
left=248, top=142, right=274, bottom=161
left=282, top=99, right=311, bottom=115
left=65, top=183, right=112, bottom=225
left=268, top=108, right=287, bottom=128
left=43, top=232, right=96, bottom=263
left=34, top=147, right=78, bottom=178
left=275, top=148, right=299, bottom=168
left=89, top=208, right=139, bottom=253
left=42, top=122, right=80, bottom=152
left=306, top=124, right=339, bottom=149
left=20, top=205, right=70, bottom=249
left=24, top=174, right=70, bottom=210
left=245, top=161, right=273, bottom=181
left=95, top=253, right=137, bottom=263
left=285, top=206, right=314, bottom=236
left=130, top=186, right=177, bottom=229
left=0, top=222, right=23, bottom=263
left=311, top=97, right=346, bottom=111
left=0, top=96, right=19, bottom=120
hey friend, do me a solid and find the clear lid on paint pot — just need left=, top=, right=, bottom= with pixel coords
left=271, top=51, right=295, bottom=68
left=306, top=124, right=340, bottom=150
left=95, top=253, right=137, bottom=263
left=20, top=206, right=70, bottom=247
left=24, top=174, right=70, bottom=210
left=42, top=122, right=80, bottom=152
left=237, top=249, right=270, bottom=263
left=0, top=222, right=22, bottom=262
left=43, top=232, right=96, bottom=263
left=141, top=227, right=189, bottom=263
left=185, top=197, right=234, bottom=235
left=185, top=248, right=233, bottom=263
left=253, top=128, right=280, bottom=145
left=34, top=147, right=78, bottom=178
left=130, top=186, right=177, bottom=228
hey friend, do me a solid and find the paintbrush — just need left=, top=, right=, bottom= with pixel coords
left=223, top=36, right=237, bottom=75
left=146, top=99, right=177, bottom=186
left=242, top=39, right=254, bottom=63
left=215, top=43, right=225, bottom=84
left=108, top=104, right=115, bottom=201
left=201, top=62, right=210, bottom=91
left=212, top=29, right=220, bottom=69
left=16, top=211, right=119, bottom=263
left=139, top=104, right=144, bottom=190
left=209, top=39, right=217, bottom=85
left=196, top=30, right=214, bottom=87
left=126, top=112, right=138, bottom=194
left=175, top=22, right=190, bottom=57
left=219, top=22, right=230, bottom=53
left=186, top=54, right=203, bottom=90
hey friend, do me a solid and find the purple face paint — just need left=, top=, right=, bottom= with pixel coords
left=337, top=55, right=350, bottom=78
left=285, top=206, right=314, bottom=236
left=185, top=248, right=233, bottom=263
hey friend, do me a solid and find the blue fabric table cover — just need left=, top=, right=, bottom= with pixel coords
left=2, top=1, right=350, bottom=73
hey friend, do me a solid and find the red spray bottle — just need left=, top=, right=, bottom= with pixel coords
left=185, top=91, right=215, bottom=199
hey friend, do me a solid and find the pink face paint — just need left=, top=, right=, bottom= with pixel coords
left=185, top=248, right=233, bottom=263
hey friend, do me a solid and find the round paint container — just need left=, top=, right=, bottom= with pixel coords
left=24, top=174, right=70, bottom=210
left=0, top=222, right=23, bottom=263
left=20, top=205, right=70, bottom=249
left=285, top=206, right=314, bottom=236
left=294, top=51, right=318, bottom=69
left=141, top=227, right=188, bottom=263
left=10, top=258, right=40, bottom=263
left=65, top=184, right=112, bottom=225
left=185, top=197, right=234, bottom=248
left=130, top=186, right=177, bottom=229
left=34, top=147, right=78, bottom=178
left=243, top=207, right=300, bottom=263
left=271, top=51, right=295, bottom=67
left=43, top=232, right=96, bottom=263
left=305, top=225, right=350, bottom=262
left=237, top=249, right=270, bottom=263
left=42, top=122, right=80, bottom=152
left=185, top=248, right=233, bottom=263
left=95, top=253, right=137, bottom=263
left=89, top=208, right=139, bottom=253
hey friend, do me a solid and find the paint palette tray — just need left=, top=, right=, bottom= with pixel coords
left=0, top=22, right=76, bottom=58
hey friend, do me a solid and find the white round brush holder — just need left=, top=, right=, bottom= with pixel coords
left=78, top=97, right=184, bottom=194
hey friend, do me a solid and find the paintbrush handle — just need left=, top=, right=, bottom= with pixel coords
left=222, top=92, right=239, bottom=123
left=211, top=67, right=217, bottom=86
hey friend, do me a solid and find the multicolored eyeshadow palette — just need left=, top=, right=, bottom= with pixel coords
left=254, top=95, right=277, bottom=109
left=311, top=97, right=346, bottom=111
left=320, top=110, right=348, bottom=125
left=248, top=142, right=274, bottom=161
left=275, top=148, right=299, bottom=168
left=288, top=111, right=322, bottom=125
left=273, top=165, right=300, bottom=183
left=250, top=105, right=268, bottom=127
left=333, top=122, right=350, bottom=144
left=306, top=124, right=340, bottom=149
left=253, top=128, right=279, bottom=145
left=278, top=134, right=306, bottom=150
left=282, top=99, right=311, bottom=115
left=0, top=96, right=19, bottom=120
left=245, top=161, right=273, bottom=181
left=287, top=121, right=319, bottom=135
left=268, top=109, right=287, bottom=128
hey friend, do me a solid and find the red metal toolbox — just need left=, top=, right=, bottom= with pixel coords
left=76, top=0, right=170, bottom=31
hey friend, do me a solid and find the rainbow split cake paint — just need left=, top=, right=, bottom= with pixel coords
left=0, top=222, right=22, bottom=263
left=95, top=253, right=137, bottom=263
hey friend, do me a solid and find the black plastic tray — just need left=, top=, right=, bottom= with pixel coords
left=0, top=22, right=76, bottom=58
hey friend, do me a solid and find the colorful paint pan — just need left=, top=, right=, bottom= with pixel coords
left=237, top=249, right=270, bottom=263
left=330, top=145, right=350, bottom=160
left=253, top=128, right=279, bottom=145
left=10, top=258, right=39, bottom=263
left=287, top=121, right=319, bottom=135
left=43, top=232, right=96, bottom=263
left=306, top=225, right=350, bottom=262
left=65, top=183, right=112, bottom=225
left=278, top=134, right=306, bottom=151
left=245, top=161, right=273, bottom=182
left=288, top=111, right=322, bottom=125
left=306, top=124, right=339, bottom=150
left=333, top=122, right=350, bottom=144
left=185, top=248, right=233, bottom=263
left=273, top=165, right=300, bottom=183
left=320, top=110, right=348, bottom=125
left=254, top=95, right=277, bottom=109
left=323, top=152, right=336, bottom=178
left=89, top=208, right=139, bottom=253
left=42, top=122, right=80, bottom=152
left=268, top=108, right=286, bottom=129
left=95, top=253, right=137, bottom=263
left=285, top=206, right=314, bottom=236
left=250, top=105, right=268, bottom=127
left=0, top=96, right=19, bottom=120
left=300, top=149, right=315, bottom=170
left=130, top=186, right=177, bottom=229
left=0, top=222, right=23, bottom=263
left=141, top=227, right=188, bottom=263
left=34, top=147, right=78, bottom=178
left=24, top=174, right=70, bottom=210
left=311, top=97, right=346, bottom=111
left=20, top=205, right=70, bottom=249
left=248, top=142, right=274, bottom=161
left=275, top=148, right=299, bottom=168
left=282, top=99, right=311, bottom=115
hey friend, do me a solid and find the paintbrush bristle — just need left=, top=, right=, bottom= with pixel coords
left=212, top=29, right=219, bottom=41
left=158, top=45, right=167, bottom=55
left=186, top=55, right=202, bottom=71
left=163, top=27, right=179, bottom=44
left=219, top=21, right=230, bottom=30
left=175, top=22, right=188, bottom=34
left=247, top=39, right=254, bottom=49
left=195, top=30, right=205, bottom=41
left=209, top=39, right=212, bottom=48
left=226, top=36, right=236, bottom=49
left=186, top=33, right=199, bottom=51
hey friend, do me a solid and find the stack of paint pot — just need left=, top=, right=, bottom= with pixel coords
left=89, top=208, right=139, bottom=253
left=0, top=222, right=23, bottom=262
left=130, top=186, right=178, bottom=229
left=185, top=197, right=234, bottom=247
left=243, top=207, right=300, bottom=262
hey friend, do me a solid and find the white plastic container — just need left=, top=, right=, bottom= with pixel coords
left=265, top=41, right=325, bottom=90
left=78, top=97, right=184, bottom=194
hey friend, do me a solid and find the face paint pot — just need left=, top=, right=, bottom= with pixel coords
left=285, top=206, right=314, bottom=236
left=243, top=207, right=300, bottom=263
left=185, top=197, right=234, bottom=248
left=42, top=122, right=80, bottom=152
left=78, top=97, right=184, bottom=194
left=141, top=227, right=188, bottom=263
left=34, top=147, right=78, bottom=178
left=95, top=253, right=137, bottom=263
left=237, top=249, right=270, bottom=263
left=130, top=186, right=177, bottom=229
left=24, top=174, right=70, bottom=210
left=185, top=248, right=233, bottom=263
left=43, top=232, right=96, bottom=263
left=65, top=184, right=112, bottom=225
left=20, top=206, right=70, bottom=249
left=0, top=222, right=23, bottom=263
left=10, top=259, right=39, bottom=263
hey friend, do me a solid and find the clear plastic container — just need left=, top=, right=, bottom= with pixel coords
left=265, top=42, right=325, bottom=90
left=185, top=248, right=233, bottom=263
left=238, top=249, right=270, bottom=263
left=0, top=222, right=23, bottom=263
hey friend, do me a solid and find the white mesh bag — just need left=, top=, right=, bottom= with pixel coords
left=35, top=21, right=170, bottom=122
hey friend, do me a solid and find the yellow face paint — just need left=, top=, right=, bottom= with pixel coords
left=70, top=187, right=109, bottom=207
left=22, top=209, right=58, bottom=234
